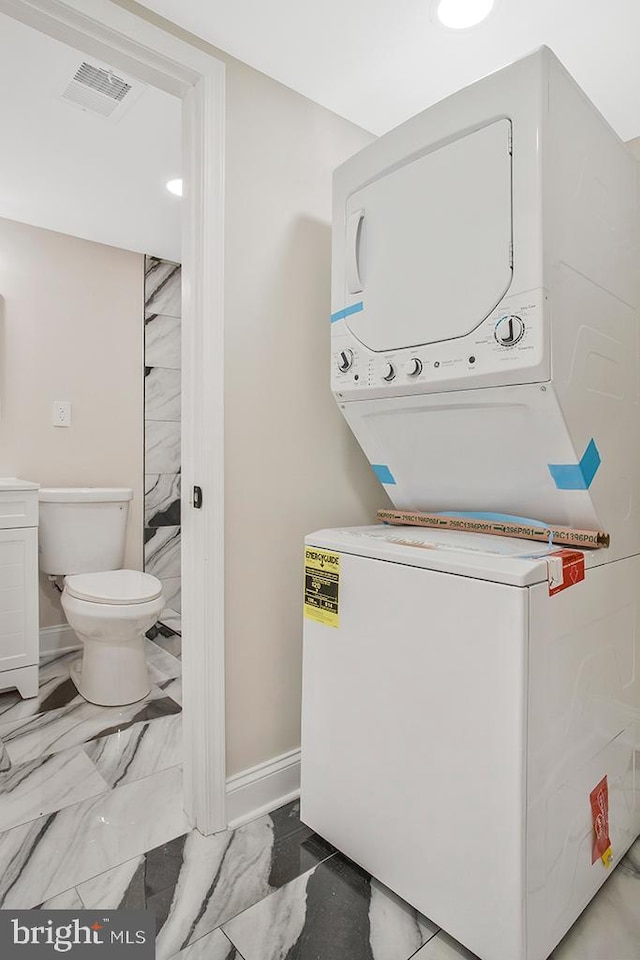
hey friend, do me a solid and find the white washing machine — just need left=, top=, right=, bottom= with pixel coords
left=301, top=47, right=640, bottom=960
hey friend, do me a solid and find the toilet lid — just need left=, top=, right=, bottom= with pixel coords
left=65, top=570, right=163, bottom=605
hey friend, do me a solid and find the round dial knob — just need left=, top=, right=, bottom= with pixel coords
left=494, top=315, right=525, bottom=346
left=406, top=358, right=422, bottom=377
left=382, top=362, right=396, bottom=382
left=337, top=348, right=353, bottom=372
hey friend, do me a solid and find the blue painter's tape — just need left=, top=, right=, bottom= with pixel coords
left=372, top=464, right=396, bottom=485
left=436, top=511, right=548, bottom=528
left=548, top=438, right=601, bottom=490
left=330, top=301, right=364, bottom=323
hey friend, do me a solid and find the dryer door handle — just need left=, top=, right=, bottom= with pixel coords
left=346, top=209, right=365, bottom=294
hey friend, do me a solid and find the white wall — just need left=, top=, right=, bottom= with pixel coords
left=0, top=216, right=144, bottom=628
left=117, top=0, right=389, bottom=776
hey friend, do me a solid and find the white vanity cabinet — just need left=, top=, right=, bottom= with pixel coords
left=0, top=479, right=39, bottom=699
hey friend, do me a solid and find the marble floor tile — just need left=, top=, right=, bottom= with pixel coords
left=83, top=713, right=182, bottom=788
left=168, top=928, right=241, bottom=960
left=0, top=652, right=82, bottom=724
left=77, top=800, right=335, bottom=960
left=146, top=421, right=181, bottom=475
left=145, top=259, right=181, bottom=319
left=144, top=639, right=182, bottom=681
left=410, top=932, right=477, bottom=960
left=159, top=608, right=182, bottom=637
left=0, top=765, right=188, bottom=908
left=38, top=887, right=85, bottom=910
left=145, top=367, right=181, bottom=423
left=0, top=748, right=109, bottom=831
left=145, top=314, right=181, bottom=370
left=223, top=853, right=438, bottom=960
left=145, top=526, right=181, bottom=580
left=148, top=629, right=182, bottom=660
left=146, top=474, right=181, bottom=527
left=158, top=678, right=182, bottom=706
left=0, top=692, right=180, bottom=767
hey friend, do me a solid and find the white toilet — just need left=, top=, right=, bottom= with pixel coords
left=38, top=487, right=164, bottom=706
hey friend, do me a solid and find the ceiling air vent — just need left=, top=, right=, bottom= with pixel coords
left=60, top=60, right=144, bottom=121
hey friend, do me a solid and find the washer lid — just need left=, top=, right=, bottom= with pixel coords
left=39, top=487, right=133, bottom=502
left=65, top=570, right=163, bottom=604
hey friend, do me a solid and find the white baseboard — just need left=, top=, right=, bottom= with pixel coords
left=39, top=624, right=81, bottom=658
left=226, top=748, right=301, bottom=830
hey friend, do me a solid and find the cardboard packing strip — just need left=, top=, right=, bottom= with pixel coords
left=377, top=509, right=610, bottom=550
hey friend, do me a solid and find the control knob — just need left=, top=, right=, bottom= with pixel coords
left=494, top=315, right=525, bottom=346
left=382, top=362, right=396, bottom=382
left=337, top=348, right=354, bottom=372
left=405, top=358, right=422, bottom=377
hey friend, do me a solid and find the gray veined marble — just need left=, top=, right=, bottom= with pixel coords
left=0, top=689, right=180, bottom=767
left=410, top=932, right=478, bottom=960
left=83, top=713, right=182, bottom=788
left=145, top=421, right=181, bottom=475
left=145, top=314, right=181, bottom=370
left=222, top=853, right=439, bottom=960
left=0, top=747, right=109, bottom=832
left=145, top=367, right=181, bottom=423
left=145, top=258, right=182, bottom=320
left=76, top=801, right=335, bottom=960
left=168, top=928, right=241, bottom=960
left=0, top=738, right=10, bottom=772
left=160, top=583, right=182, bottom=616
left=38, top=888, right=85, bottom=910
left=147, top=625, right=182, bottom=660
left=145, top=474, right=181, bottom=528
left=0, top=765, right=188, bottom=908
left=145, top=526, right=181, bottom=580
left=0, top=652, right=85, bottom=725
left=144, top=639, right=182, bottom=681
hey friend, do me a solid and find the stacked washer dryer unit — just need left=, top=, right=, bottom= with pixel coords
left=301, top=48, right=640, bottom=960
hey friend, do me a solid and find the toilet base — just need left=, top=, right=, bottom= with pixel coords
left=70, top=636, right=151, bottom=707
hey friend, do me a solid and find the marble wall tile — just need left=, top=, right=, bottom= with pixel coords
left=159, top=609, right=182, bottom=636
left=146, top=474, right=181, bottom=527
left=146, top=315, right=181, bottom=370
left=168, top=928, right=241, bottom=960
left=76, top=800, right=334, bottom=960
left=145, top=259, right=182, bottom=319
left=145, top=421, right=181, bottom=475
left=0, top=694, right=180, bottom=768
left=145, top=526, right=181, bottom=580
left=160, top=581, right=182, bottom=615
left=222, top=853, right=438, bottom=960
left=83, top=714, right=182, bottom=789
left=145, top=368, right=181, bottom=422
left=0, top=748, right=109, bottom=832
left=0, top=765, right=189, bottom=908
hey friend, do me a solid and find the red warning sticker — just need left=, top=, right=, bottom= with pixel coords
left=590, top=775, right=613, bottom=868
left=547, top=549, right=585, bottom=597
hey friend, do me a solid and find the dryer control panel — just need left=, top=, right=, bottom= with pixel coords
left=331, top=289, right=548, bottom=399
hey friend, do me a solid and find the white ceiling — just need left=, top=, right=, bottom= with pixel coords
left=138, top=0, right=640, bottom=141
left=0, top=13, right=181, bottom=261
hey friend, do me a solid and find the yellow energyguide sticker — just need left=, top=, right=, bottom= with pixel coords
left=304, top=547, right=340, bottom=628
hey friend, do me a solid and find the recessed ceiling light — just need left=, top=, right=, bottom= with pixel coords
left=166, top=178, right=183, bottom=197
left=435, top=0, right=495, bottom=29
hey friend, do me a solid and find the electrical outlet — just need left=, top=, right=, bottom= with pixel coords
left=52, top=401, right=72, bottom=427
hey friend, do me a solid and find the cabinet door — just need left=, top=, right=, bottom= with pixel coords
left=344, top=118, right=513, bottom=351
left=0, top=528, right=38, bottom=672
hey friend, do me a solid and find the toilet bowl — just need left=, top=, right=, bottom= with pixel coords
left=61, top=569, right=164, bottom=706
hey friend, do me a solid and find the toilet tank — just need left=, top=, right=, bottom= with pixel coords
left=38, top=487, right=133, bottom=575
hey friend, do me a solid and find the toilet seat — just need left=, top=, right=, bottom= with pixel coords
left=65, top=569, right=163, bottom=605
